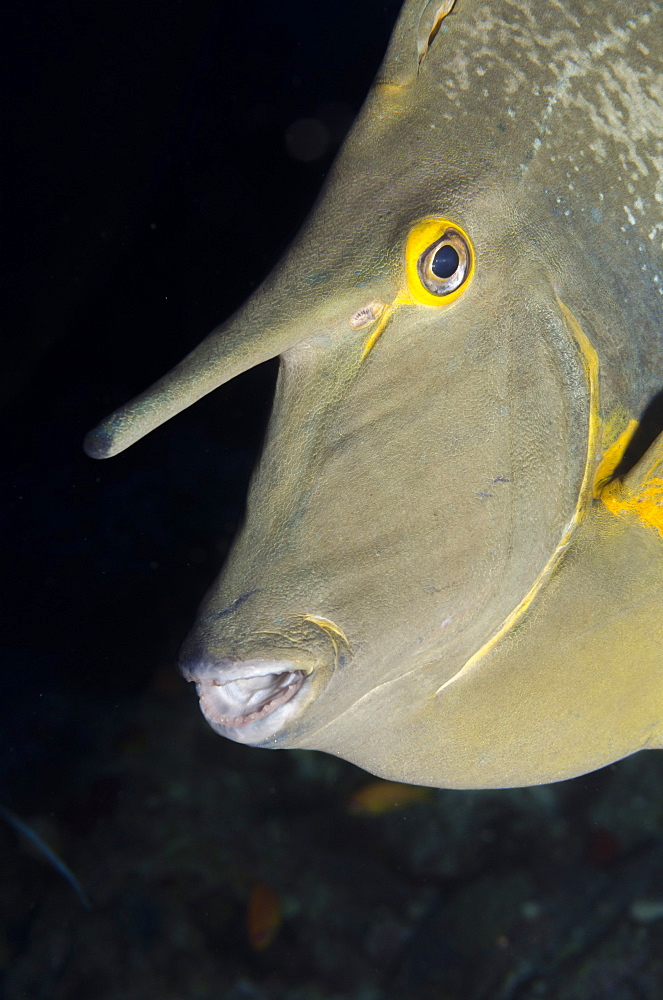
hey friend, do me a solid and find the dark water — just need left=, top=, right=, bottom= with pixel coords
left=3, top=2, right=663, bottom=997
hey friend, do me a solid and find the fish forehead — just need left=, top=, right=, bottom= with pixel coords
left=287, top=0, right=662, bottom=369
left=371, top=0, right=663, bottom=240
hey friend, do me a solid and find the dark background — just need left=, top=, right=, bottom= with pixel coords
left=3, top=2, right=663, bottom=998
left=2, top=0, right=401, bottom=802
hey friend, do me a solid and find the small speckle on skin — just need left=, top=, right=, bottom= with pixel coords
left=307, top=270, right=331, bottom=287
left=624, top=205, right=637, bottom=225
left=349, top=301, right=386, bottom=329
left=591, top=207, right=603, bottom=222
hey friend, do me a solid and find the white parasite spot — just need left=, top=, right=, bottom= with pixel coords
left=623, top=205, right=637, bottom=226
left=349, top=301, right=386, bottom=329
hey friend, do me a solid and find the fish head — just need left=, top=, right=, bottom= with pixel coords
left=85, top=3, right=594, bottom=765
left=174, top=116, right=591, bottom=753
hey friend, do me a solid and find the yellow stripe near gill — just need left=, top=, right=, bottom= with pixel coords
left=360, top=303, right=398, bottom=361
left=360, top=293, right=420, bottom=360
left=435, top=297, right=600, bottom=697
left=593, top=416, right=640, bottom=493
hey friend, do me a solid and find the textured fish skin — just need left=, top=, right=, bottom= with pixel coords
left=85, top=0, right=663, bottom=788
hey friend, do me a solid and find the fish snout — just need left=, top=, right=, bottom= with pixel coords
left=179, top=656, right=314, bottom=745
left=179, top=607, right=351, bottom=744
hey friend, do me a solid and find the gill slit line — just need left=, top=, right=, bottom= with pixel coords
left=300, top=655, right=438, bottom=745
left=433, top=297, right=601, bottom=698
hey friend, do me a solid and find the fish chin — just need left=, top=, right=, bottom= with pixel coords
left=183, top=659, right=309, bottom=744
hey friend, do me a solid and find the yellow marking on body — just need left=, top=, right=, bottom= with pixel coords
left=593, top=404, right=663, bottom=538
left=601, top=477, right=663, bottom=537
left=600, top=404, right=635, bottom=451
left=557, top=300, right=601, bottom=501
left=594, top=418, right=639, bottom=493
left=360, top=302, right=398, bottom=360
left=298, top=614, right=353, bottom=661
left=435, top=298, right=600, bottom=697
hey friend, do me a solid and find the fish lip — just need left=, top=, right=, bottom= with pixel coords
left=181, top=658, right=312, bottom=744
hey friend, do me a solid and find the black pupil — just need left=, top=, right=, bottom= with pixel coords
left=431, top=244, right=459, bottom=279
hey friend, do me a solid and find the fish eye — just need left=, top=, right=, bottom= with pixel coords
left=417, top=228, right=470, bottom=296
left=404, top=218, right=474, bottom=307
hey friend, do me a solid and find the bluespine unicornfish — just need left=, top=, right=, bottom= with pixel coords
left=85, top=0, right=663, bottom=789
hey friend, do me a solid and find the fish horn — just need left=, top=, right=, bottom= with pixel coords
left=84, top=299, right=298, bottom=459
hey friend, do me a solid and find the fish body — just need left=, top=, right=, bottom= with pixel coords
left=85, top=0, right=663, bottom=788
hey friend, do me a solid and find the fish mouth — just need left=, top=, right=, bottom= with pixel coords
left=181, top=658, right=311, bottom=744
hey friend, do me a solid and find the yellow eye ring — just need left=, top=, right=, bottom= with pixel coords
left=403, top=218, right=475, bottom=306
